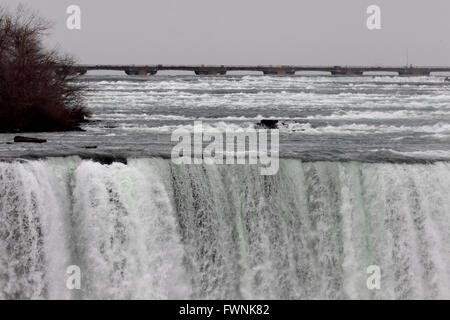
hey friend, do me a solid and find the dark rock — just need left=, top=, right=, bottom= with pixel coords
left=87, top=154, right=127, bottom=165
left=83, top=145, right=97, bottom=149
left=257, top=119, right=279, bottom=129
left=14, top=136, right=47, bottom=143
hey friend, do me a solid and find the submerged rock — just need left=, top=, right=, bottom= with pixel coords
left=14, top=136, right=47, bottom=143
left=257, top=119, right=279, bottom=129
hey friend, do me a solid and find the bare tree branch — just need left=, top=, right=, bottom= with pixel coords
left=0, top=5, right=89, bottom=132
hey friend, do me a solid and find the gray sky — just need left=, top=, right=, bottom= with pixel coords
left=4, top=0, right=450, bottom=66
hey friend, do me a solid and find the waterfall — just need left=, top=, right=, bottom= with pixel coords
left=0, top=157, right=449, bottom=299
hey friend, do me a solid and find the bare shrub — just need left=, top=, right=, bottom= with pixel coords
left=0, top=5, right=89, bottom=132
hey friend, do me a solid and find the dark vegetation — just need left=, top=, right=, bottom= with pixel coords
left=0, top=5, right=89, bottom=132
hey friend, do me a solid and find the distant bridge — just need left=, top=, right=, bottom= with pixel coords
left=68, top=65, right=450, bottom=76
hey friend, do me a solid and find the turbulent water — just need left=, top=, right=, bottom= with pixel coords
left=0, top=158, right=449, bottom=299
left=1, top=75, right=450, bottom=161
left=1, top=75, right=450, bottom=299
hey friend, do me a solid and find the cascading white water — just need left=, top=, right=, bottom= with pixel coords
left=0, top=157, right=449, bottom=299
